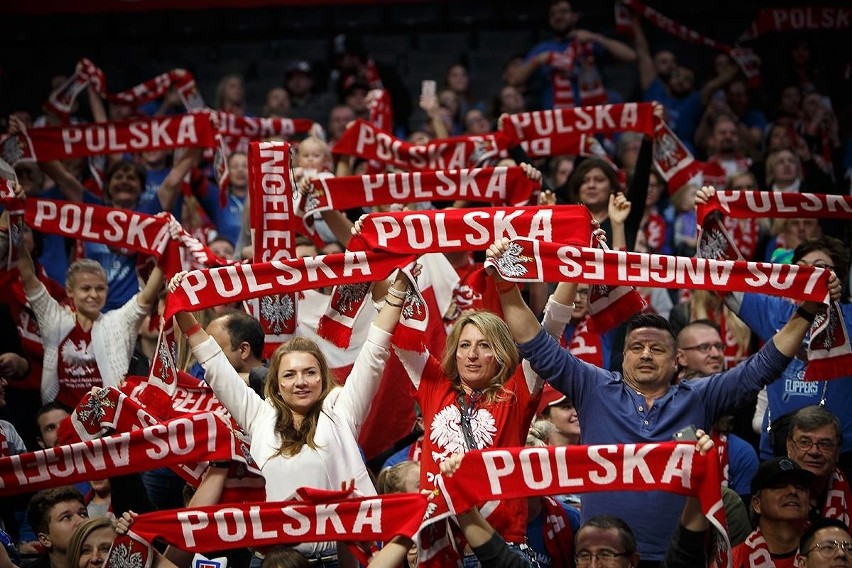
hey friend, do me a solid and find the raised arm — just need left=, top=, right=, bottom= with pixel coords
left=571, top=29, right=636, bottom=63
left=157, top=147, right=202, bottom=212
left=136, top=265, right=164, bottom=308
left=506, top=52, right=550, bottom=88
left=486, top=239, right=543, bottom=343
left=631, top=16, right=657, bottom=91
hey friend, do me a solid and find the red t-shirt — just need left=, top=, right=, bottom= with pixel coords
left=56, top=322, right=102, bottom=407
left=416, top=355, right=540, bottom=543
left=731, top=533, right=797, bottom=568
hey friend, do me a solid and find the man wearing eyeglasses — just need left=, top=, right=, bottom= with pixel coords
left=574, top=516, right=640, bottom=568
left=786, top=406, right=851, bottom=526
left=796, top=518, right=852, bottom=568
left=732, top=457, right=814, bottom=568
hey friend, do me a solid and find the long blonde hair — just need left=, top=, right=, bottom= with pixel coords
left=67, top=517, right=114, bottom=568
left=441, top=311, right=519, bottom=404
left=263, top=336, right=339, bottom=456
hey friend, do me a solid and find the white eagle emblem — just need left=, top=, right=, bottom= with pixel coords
left=429, top=404, right=496, bottom=458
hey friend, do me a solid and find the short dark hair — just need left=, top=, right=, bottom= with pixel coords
left=788, top=405, right=842, bottom=446
left=37, top=401, right=72, bottom=422
left=799, top=518, right=850, bottom=554
left=577, top=515, right=637, bottom=554
left=260, top=545, right=309, bottom=568
left=792, top=236, right=849, bottom=286
left=104, top=160, right=146, bottom=202
left=677, top=319, right=721, bottom=346
left=566, top=158, right=622, bottom=205
left=219, top=311, right=264, bottom=360
left=27, top=487, right=85, bottom=535
left=626, top=313, right=676, bottom=345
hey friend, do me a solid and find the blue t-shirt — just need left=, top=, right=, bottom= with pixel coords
left=738, top=293, right=852, bottom=459
left=643, top=78, right=702, bottom=151
left=83, top=197, right=162, bottom=311
left=34, top=187, right=71, bottom=283
left=198, top=185, right=245, bottom=248
left=726, top=433, right=759, bottom=498
left=525, top=39, right=606, bottom=111
left=526, top=498, right=581, bottom=568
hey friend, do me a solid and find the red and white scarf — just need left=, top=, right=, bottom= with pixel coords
left=823, top=467, right=852, bottom=526
left=735, top=527, right=781, bottom=568
left=569, top=316, right=605, bottom=367
left=488, top=237, right=832, bottom=303
left=0, top=426, right=8, bottom=459
left=45, top=59, right=205, bottom=120
left=216, top=112, right=315, bottom=155
left=739, top=7, right=851, bottom=42
left=619, top=0, right=761, bottom=87
left=303, top=166, right=538, bottom=217
left=585, top=240, right=647, bottom=333
left=549, top=40, right=607, bottom=109
left=333, top=120, right=509, bottom=170
left=0, top=412, right=233, bottom=495
left=501, top=102, right=657, bottom=157
left=697, top=200, right=852, bottom=381
left=107, top=491, right=429, bottom=568
left=368, top=89, right=393, bottom=134
left=653, top=120, right=704, bottom=192
left=541, top=496, right=573, bottom=568
left=711, top=432, right=731, bottom=487
left=247, top=140, right=298, bottom=356
left=0, top=176, right=23, bottom=269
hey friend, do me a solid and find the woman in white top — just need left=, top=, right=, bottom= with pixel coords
left=169, top=268, right=414, bottom=565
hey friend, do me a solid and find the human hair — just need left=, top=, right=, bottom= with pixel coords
left=441, top=311, right=519, bottom=404
left=66, top=517, right=114, bottom=568
left=527, top=420, right=556, bottom=447
left=788, top=405, right=842, bottom=446
left=764, top=148, right=800, bottom=186
left=263, top=336, right=339, bottom=456
left=215, top=73, right=245, bottom=110
left=37, top=401, right=72, bottom=422
left=217, top=311, right=264, bottom=360
left=104, top=160, right=146, bottom=203
left=376, top=461, right=419, bottom=494
left=799, top=518, right=850, bottom=554
left=260, top=545, right=309, bottom=568
left=27, top=486, right=85, bottom=535
left=297, top=136, right=330, bottom=160
left=625, top=313, right=676, bottom=346
left=577, top=515, right=637, bottom=554
left=677, top=319, right=721, bottom=347
left=565, top=158, right=622, bottom=205
left=792, top=236, right=849, bottom=286
left=65, top=259, right=107, bottom=289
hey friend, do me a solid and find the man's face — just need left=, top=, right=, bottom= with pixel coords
left=677, top=325, right=725, bottom=376
left=575, top=526, right=638, bottom=568
left=787, top=424, right=840, bottom=480
left=206, top=317, right=245, bottom=372
left=40, top=500, right=88, bottom=553
left=548, top=1, right=575, bottom=36
left=328, top=107, right=355, bottom=140
left=668, top=66, right=695, bottom=97
left=286, top=72, right=313, bottom=98
left=622, top=328, right=677, bottom=389
left=797, top=526, right=852, bottom=567
left=712, top=119, right=739, bottom=155
left=654, top=51, right=676, bottom=80
left=38, top=409, right=70, bottom=449
left=752, top=480, right=810, bottom=522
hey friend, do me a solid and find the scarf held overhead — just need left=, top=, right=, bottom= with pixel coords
left=488, top=237, right=832, bottom=303
left=304, top=166, right=538, bottom=217
left=696, top=190, right=852, bottom=225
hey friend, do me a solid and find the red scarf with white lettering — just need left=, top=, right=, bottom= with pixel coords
left=7, top=113, right=217, bottom=163
left=0, top=412, right=233, bottom=495
left=487, top=237, right=831, bottom=303
left=697, top=201, right=852, bottom=381
left=215, top=112, right=315, bottom=155
left=501, top=102, right=657, bottom=157
left=711, top=432, right=731, bottom=487
left=541, top=496, right=573, bottom=568
left=45, top=59, right=205, bottom=121
left=735, top=528, right=779, bottom=568
left=303, top=166, right=537, bottom=218
left=739, top=7, right=851, bottom=41
left=569, top=316, right=605, bottom=367
left=106, top=491, right=429, bottom=568
left=333, top=120, right=510, bottom=171
left=369, top=89, right=393, bottom=134
left=620, top=0, right=761, bottom=87
left=586, top=240, right=647, bottom=333
left=248, top=140, right=298, bottom=356
left=653, top=120, right=704, bottom=192
left=823, top=467, right=852, bottom=526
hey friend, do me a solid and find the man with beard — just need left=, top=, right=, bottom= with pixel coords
left=702, top=113, right=753, bottom=187
left=506, top=0, right=636, bottom=110
left=786, top=406, right=851, bottom=526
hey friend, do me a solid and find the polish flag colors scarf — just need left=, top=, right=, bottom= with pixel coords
left=303, top=166, right=538, bottom=217
left=653, top=120, right=704, bottom=193
left=696, top=199, right=852, bottom=381
left=585, top=241, right=647, bottom=334
left=0, top=176, right=23, bottom=269
left=0, top=412, right=233, bottom=495
left=106, top=492, right=429, bottom=568
left=163, top=251, right=415, bottom=320
left=333, top=120, right=508, bottom=171
left=739, top=7, right=850, bottom=42
left=501, top=102, right=657, bottom=157
left=488, top=237, right=832, bottom=303
left=45, top=59, right=205, bottom=120
left=216, top=112, right=315, bottom=155
left=368, top=89, right=394, bottom=134
left=248, top=140, right=298, bottom=356
left=548, top=40, right=607, bottom=109
left=823, top=467, right=852, bottom=526
left=8, top=113, right=217, bottom=163
left=347, top=206, right=593, bottom=255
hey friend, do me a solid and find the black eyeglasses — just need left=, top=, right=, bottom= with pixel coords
left=804, top=540, right=852, bottom=558
left=791, top=437, right=838, bottom=453
left=575, top=550, right=632, bottom=566
left=679, top=342, right=724, bottom=353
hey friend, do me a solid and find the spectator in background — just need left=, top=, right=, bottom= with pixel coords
left=326, top=104, right=355, bottom=145
left=701, top=114, right=752, bottom=188
left=444, top=63, right=485, bottom=119
left=461, top=108, right=490, bottom=135
left=262, top=86, right=290, bottom=118
left=24, top=487, right=88, bottom=568
left=214, top=73, right=247, bottom=116
left=723, top=78, right=767, bottom=152
left=341, top=79, right=369, bottom=121
left=199, top=151, right=248, bottom=249
left=285, top=60, right=335, bottom=126
left=491, top=85, right=526, bottom=120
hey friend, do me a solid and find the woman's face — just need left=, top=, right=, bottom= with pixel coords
left=456, top=323, right=499, bottom=390
left=107, top=166, right=142, bottom=207
left=548, top=403, right=580, bottom=442
left=224, top=77, right=244, bottom=105
left=67, top=272, right=108, bottom=321
left=772, top=150, right=799, bottom=184
left=78, top=527, right=115, bottom=568
left=646, top=174, right=664, bottom=207
left=553, top=158, right=574, bottom=188
left=573, top=285, right=589, bottom=319
left=401, top=464, right=420, bottom=493
left=729, top=173, right=757, bottom=192
left=228, top=153, right=248, bottom=187
left=277, top=351, right=324, bottom=417
left=446, top=65, right=469, bottom=94
left=578, top=167, right=612, bottom=209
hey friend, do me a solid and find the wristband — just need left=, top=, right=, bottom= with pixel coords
left=796, top=306, right=817, bottom=324
left=495, top=280, right=516, bottom=294
left=385, top=299, right=404, bottom=308
left=185, top=322, right=203, bottom=336
left=387, top=287, right=407, bottom=300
